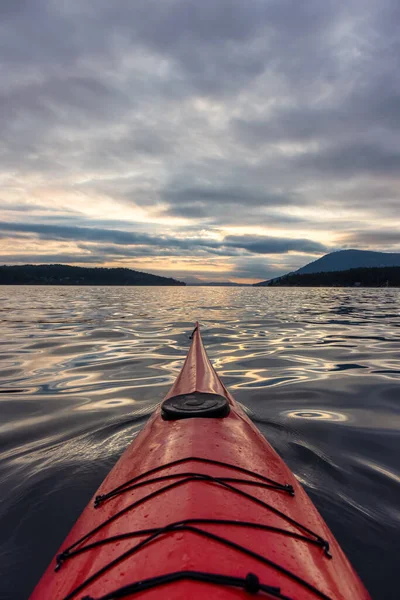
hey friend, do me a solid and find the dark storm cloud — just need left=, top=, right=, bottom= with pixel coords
left=0, top=222, right=154, bottom=246
left=224, top=236, right=327, bottom=255
left=0, top=222, right=325, bottom=258
left=76, top=242, right=247, bottom=259
left=0, top=222, right=232, bottom=254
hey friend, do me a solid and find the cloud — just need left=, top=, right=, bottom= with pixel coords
left=339, top=229, right=400, bottom=248
left=0, top=0, right=400, bottom=280
left=295, top=142, right=400, bottom=178
left=0, top=254, right=101, bottom=265
left=159, top=181, right=305, bottom=223
left=224, top=235, right=327, bottom=255
left=0, top=222, right=154, bottom=245
left=0, top=221, right=325, bottom=259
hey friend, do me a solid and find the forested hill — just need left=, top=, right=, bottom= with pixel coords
left=296, top=249, right=400, bottom=274
left=256, top=266, right=400, bottom=287
left=0, top=264, right=185, bottom=286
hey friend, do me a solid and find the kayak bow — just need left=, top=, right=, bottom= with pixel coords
left=30, top=323, right=370, bottom=599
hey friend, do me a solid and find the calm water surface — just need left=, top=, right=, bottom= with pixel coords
left=0, top=286, right=399, bottom=599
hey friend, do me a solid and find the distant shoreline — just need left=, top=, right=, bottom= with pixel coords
left=0, top=264, right=185, bottom=286
left=255, top=266, right=400, bottom=287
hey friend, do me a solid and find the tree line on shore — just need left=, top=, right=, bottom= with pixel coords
left=0, top=264, right=185, bottom=286
left=260, top=266, right=400, bottom=287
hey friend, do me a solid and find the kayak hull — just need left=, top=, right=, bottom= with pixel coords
left=29, top=325, right=370, bottom=599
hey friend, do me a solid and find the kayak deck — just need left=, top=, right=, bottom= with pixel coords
left=29, top=324, right=370, bottom=599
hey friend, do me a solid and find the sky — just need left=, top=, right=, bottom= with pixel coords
left=1, top=0, right=399, bottom=283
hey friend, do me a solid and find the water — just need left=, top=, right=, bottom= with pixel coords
left=0, top=286, right=399, bottom=600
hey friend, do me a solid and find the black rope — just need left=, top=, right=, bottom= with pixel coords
left=81, top=570, right=294, bottom=599
left=55, top=518, right=329, bottom=566
left=94, top=456, right=294, bottom=505
left=189, top=325, right=198, bottom=339
left=61, top=523, right=333, bottom=600
left=55, top=456, right=332, bottom=600
left=57, top=473, right=328, bottom=566
left=94, top=471, right=293, bottom=508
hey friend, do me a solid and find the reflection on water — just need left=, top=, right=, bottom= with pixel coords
left=0, top=286, right=399, bottom=599
left=284, top=409, right=349, bottom=422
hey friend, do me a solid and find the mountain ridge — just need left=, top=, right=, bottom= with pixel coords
left=256, top=266, right=400, bottom=287
left=296, top=249, right=400, bottom=274
left=255, top=249, right=400, bottom=286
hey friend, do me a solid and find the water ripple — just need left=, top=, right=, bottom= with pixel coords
left=0, top=286, right=399, bottom=599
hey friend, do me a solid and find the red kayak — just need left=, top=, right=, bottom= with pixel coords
left=30, top=323, right=370, bottom=599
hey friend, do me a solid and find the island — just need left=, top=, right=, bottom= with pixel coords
left=255, top=266, right=400, bottom=287
left=0, top=264, right=185, bottom=286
